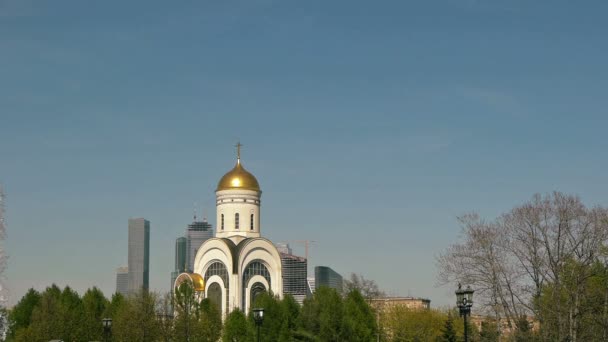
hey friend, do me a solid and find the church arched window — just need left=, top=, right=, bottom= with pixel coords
left=235, top=213, right=240, bottom=229
left=221, top=214, right=224, bottom=230
left=250, top=214, right=254, bottom=230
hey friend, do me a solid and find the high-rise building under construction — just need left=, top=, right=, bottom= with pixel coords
left=185, top=218, right=213, bottom=272
left=279, top=245, right=308, bottom=304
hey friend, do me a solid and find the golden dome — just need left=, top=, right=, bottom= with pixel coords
left=216, top=159, right=260, bottom=191
left=174, top=272, right=205, bottom=292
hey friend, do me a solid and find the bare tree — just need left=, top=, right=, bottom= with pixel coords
left=437, top=213, right=524, bottom=328
left=343, top=273, right=385, bottom=302
left=437, top=192, right=608, bottom=342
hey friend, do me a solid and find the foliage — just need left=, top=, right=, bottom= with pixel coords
left=112, top=290, right=160, bottom=342
left=223, top=309, right=252, bottom=342
left=341, top=290, right=377, bottom=341
left=6, top=288, right=40, bottom=339
left=479, top=320, right=500, bottom=342
left=441, top=313, right=457, bottom=342
left=6, top=284, right=385, bottom=342
left=383, top=304, right=450, bottom=342
left=343, top=273, right=385, bottom=301
left=438, top=192, right=608, bottom=341
left=249, top=291, right=286, bottom=342
left=300, top=286, right=343, bottom=341
left=172, top=282, right=221, bottom=341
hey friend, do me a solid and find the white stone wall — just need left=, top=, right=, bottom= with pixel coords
left=215, top=189, right=261, bottom=243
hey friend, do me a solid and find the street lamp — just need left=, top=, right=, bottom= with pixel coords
left=456, top=283, right=474, bottom=342
left=252, top=308, right=265, bottom=342
left=102, top=318, right=112, bottom=342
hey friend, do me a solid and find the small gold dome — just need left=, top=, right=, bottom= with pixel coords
left=216, top=160, right=260, bottom=191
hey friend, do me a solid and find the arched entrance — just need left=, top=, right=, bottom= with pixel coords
left=250, top=282, right=267, bottom=307
left=207, top=282, right=222, bottom=311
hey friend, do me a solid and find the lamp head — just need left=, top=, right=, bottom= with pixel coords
left=253, top=307, right=265, bottom=324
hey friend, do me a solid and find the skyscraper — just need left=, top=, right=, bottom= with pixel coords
left=128, top=218, right=150, bottom=294
left=171, top=236, right=187, bottom=290
left=115, top=266, right=129, bottom=296
left=315, top=266, right=343, bottom=293
left=185, top=218, right=213, bottom=272
left=280, top=249, right=308, bottom=304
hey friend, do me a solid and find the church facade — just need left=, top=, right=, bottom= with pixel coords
left=190, top=149, right=283, bottom=315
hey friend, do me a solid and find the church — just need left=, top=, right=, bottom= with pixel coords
left=181, top=146, right=284, bottom=316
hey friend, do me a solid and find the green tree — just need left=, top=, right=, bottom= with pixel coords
left=113, top=290, right=160, bottom=342
left=7, top=288, right=40, bottom=339
left=223, top=309, right=252, bottom=342
left=173, top=282, right=222, bottom=341
left=300, top=286, right=343, bottom=341
left=194, top=298, right=222, bottom=341
left=513, top=315, right=535, bottom=342
left=479, top=321, right=499, bottom=342
left=104, top=292, right=125, bottom=318
left=18, top=285, right=64, bottom=342
left=249, top=291, right=285, bottom=342
left=279, top=294, right=301, bottom=341
left=58, top=286, right=86, bottom=341
left=341, top=290, right=377, bottom=342
left=441, top=313, right=457, bottom=342
left=173, top=282, right=198, bottom=341
left=81, top=287, right=109, bottom=341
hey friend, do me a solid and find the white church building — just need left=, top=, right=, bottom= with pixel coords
left=187, top=147, right=283, bottom=315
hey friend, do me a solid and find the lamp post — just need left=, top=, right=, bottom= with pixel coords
left=252, top=308, right=265, bottom=342
left=456, top=283, right=474, bottom=342
left=102, top=318, right=112, bottom=342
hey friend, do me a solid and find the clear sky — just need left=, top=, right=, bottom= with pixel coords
left=2, top=0, right=607, bottom=307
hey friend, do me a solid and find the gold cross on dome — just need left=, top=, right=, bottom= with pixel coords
left=235, top=141, right=243, bottom=160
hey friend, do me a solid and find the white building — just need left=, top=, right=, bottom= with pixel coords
left=191, top=147, right=283, bottom=316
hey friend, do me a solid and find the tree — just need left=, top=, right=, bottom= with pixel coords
left=280, top=294, right=301, bottom=341
left=81, top=286, right=109, bottom=342
left=7, top=288, right=40, bottom=339
left=249, top=291, right=285, bottom=342
left=382, top=305, right=446, bottom=342
left=479, top=321, right=499, bottom=342
left=438, top=192, right=608, bottom=341
left=194, top=298, right=222, bottom=341
left=343, top=273, right=385, bottom=302
left=223, top=309, right=252, bottom=342
left=112, top=290, right=160, bottom=342
left=300, top=286, right=343, bottom=341
left=513, top=315, right=535, bottom=342
left=173, top=282, right=221, bottom=341
left=341, top=290, right=377, bottom=341
left=441, top=313, right=457, bottom=342
left=173, top=282, right=197, bottom=341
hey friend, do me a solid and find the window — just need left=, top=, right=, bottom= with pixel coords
left=235, top=213, right=239, bottom=229
left=221, top=214, right=224, bottom=230
left=250, top=214, right=254, bottom=230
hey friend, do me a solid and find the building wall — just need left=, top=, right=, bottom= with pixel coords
left=115, top=266, right=129, bottom=296
left=281, top=252, right=307, bottom=303
left=175, top=237, right=187, bottom=272
left=315, top=266, right=343, bottom=293
left=127, top=218, right=150, bottom=293
left=371, top=297, right=431, bottom=312
left=186, top=220, right=213, bottom=272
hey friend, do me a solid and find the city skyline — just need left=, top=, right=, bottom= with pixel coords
left=2, top=0, right=608, bottom=308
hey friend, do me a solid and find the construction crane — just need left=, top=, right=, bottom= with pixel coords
left=288, top=240, right=316, bottom=260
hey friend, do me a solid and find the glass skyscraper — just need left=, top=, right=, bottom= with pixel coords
left=128, top=218, right=150, bottom=294
left=171, top=236, right=187, bottom=290
left=315, top=266, right=343, bottom=294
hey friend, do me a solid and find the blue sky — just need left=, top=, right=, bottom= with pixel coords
left=1, top=0, right=607, bottom=307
